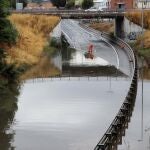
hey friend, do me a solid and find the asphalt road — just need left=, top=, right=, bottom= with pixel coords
left=61, top=19, right=131, bottom=77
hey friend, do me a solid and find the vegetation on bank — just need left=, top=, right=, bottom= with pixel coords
left=89, top=21, right=114, bottom=33
left=125, top=11, right=150, bottom=79
left=8, top=14, right=59, bottom=64
left=6, top=14, right=60, bottom=80
left=81, top=0, right=93, bottom=9
left=20, top=37, right=61, bottom=80
left=126, top=11, right=150, bottom=30
left=126, top=11, right=150, bottom=68
left=0, top=0, right=20, bottom=83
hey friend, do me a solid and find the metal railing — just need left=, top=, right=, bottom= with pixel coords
left=93, top=33, right=138, bottom=150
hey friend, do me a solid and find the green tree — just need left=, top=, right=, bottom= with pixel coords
left=81, top=0, right=93, bottom=9
left=65, top=0, right=75, bottom=9
left=0, top=0, right=10, bottom=17
left=51, top=0, right=66, bottom=8
left=0, top=74, right=20, bottom=149
left=0, top=18, right=18, bottom=44
left=0, top=0, right=19, bottom=82
left=0, top=0, right=18, bottom=45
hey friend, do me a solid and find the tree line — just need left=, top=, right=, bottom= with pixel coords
left=9, top=0, right=93, bottom=10
left=0, top=0, right=20, bottom=83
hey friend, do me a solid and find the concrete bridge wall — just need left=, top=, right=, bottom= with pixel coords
left=123, top=17, right=143, bottom=39
left=115, top=16, right=124, bottom=38
left=50, top=21, right=61, bottom=39
left=114, top=16, right=143, bottom=39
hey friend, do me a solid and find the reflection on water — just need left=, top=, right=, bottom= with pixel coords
left=0, top=45, right=128, bottom=149
left=61, top=47, right=109, bottom=67
left=52, top=48, right=125, bottom=77
left=0, top=81, right=20, bottom=150
left=12, top=78, right=130, bottom=150
left=62, top=65, right=124, bottom=77
left=67, top=51, right=109, bottom=66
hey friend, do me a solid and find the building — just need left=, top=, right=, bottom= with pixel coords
left=110, top=0, right=134, bottom=10
left=93, top=0, right=110, bottom=10
left=135, top=0, right=150, bottom=9
left=75, top=0, right=110, bottom=10
left=26, top=0, right=54, bottom=9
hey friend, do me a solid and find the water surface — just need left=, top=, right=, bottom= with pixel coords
left=11, top=77, right=130, bottom=150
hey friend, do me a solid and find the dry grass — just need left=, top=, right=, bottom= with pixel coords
left=126, top=10, right=150, bottom=29
left=6, top=14, right=61, bottom=80
left=136, top=30, right=150, bottom=49
left=127, top=11, right=150, bottom=70
left=89, top=22, right=114, bottom=33
left=7, top=14, right=60, bottom=65
left=126, top=11, right=150, bottom=49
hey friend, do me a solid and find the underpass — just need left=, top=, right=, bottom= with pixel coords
left=61, top=19, right=131, bottom=76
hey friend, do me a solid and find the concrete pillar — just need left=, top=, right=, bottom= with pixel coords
left=115, top=16, right=124, bottom=38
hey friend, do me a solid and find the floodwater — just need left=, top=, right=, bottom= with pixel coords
left=11, top=77, right=130, bottom=150
left=2, top=78, right=150, bottom=150
left=0, top=54, right=149, bottom=150
left=0, top=70, right=131, bottom=150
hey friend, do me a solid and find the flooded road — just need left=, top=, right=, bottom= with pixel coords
left=61, top=20, right=131, bottom=76
left=11, top=77, right=130, bottom=150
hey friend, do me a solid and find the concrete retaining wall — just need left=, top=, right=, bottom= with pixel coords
left=123, top=17, right=144, bottom=39
left=50, top=21, right=61, bottom=39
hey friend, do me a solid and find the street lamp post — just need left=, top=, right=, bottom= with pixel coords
left=141, top=1, right=144, bottom=47
left=141, top=0, right=145, bottom=141
left=141, top=56, right=144, bottom=141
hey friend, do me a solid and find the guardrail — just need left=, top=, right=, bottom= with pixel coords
left=101, top=33, right=135, bottom=75
left=93, top=32, right=138, bottom=150
left=79, top=23, right=135, bottom=76
left=70, top=22, right=137, bottom=149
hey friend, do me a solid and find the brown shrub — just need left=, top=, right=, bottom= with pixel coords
left=7, top=14, right=60, bottom=65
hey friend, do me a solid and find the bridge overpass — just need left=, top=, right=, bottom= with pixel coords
left=12, top=9, right=126, bottom=37
left=12, top=10, right=125, bottom=19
